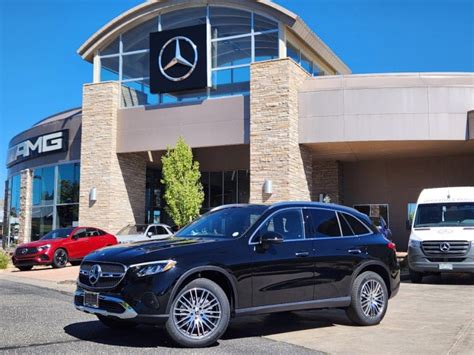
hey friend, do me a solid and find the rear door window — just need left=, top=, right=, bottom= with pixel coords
left=342, top=213, right=371, bottom=235
left=338, top=213, right=355, bottom=236
left=304, top=209, right=341, bottom=238
left=155, top=226, right=168, bottom=235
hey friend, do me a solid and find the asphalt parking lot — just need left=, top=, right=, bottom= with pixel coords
left=0, top=274, right=472, bottom=354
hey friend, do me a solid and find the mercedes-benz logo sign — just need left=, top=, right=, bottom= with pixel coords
left=440, top=242, right=451, bottom=252
left=89, top=264, right=102, bottom=285
left=21, top=248, right=28, bottom=255
left=159, top=36, right=198, bottom=82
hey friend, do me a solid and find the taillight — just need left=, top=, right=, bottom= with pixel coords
left=387, top=242, right=397, bottom=251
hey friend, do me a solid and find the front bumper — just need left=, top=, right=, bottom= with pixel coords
left=408, top=246, right=474, bottom=273
left=12, top=253, right=51, bottom=266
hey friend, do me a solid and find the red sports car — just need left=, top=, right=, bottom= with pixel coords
left=12, top=227, right=117, bottom=271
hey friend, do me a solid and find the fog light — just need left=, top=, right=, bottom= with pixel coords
left=142, top=292, right=160, bottom=310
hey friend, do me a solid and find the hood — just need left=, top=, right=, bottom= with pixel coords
left=84, top=236, right=224, bottom=265
left=410, top=226, right=474, bottom=242
left=17, top=239, right=64, bottom=248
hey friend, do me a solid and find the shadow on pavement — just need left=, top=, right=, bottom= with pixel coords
left=401, top=272, right=474, bottom=285
left=64, top=309, right=351, bottom=347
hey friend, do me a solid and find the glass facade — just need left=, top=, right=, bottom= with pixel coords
left=287, top=41, right=324, bottom=76
left=6, top=174, right=21, bottom=240
left=145, top=169, right=250, bottom=225
left=97, top=6, right=279, bottom=107
left=31, top=162, right=80, bottom=240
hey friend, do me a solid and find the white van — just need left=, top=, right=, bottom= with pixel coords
left=407, top=187, right=474, bottom=283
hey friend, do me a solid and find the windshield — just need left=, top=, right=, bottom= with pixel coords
left=414, top=203, right=474, bottom=228
left=117, top=225, right=148, bottom=235
left=40, top=228, right=74, bottom=240
left=175, top=206, right=267, bottom=239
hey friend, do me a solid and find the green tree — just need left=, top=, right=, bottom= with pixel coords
left=161, top=137, right=204, bottom=228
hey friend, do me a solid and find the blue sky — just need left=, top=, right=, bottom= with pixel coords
left=0, top=0, right=473, bottom=199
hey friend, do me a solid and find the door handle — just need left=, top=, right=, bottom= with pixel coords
left=295, top=251, right=310, bottom=257
left=348, top=249, right=362, bottom=254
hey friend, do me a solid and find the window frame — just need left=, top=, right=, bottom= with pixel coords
left=248, top=207, right=306, bottom=245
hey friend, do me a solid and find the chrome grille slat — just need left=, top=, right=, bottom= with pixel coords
left=79, top=261, right=127, bottom=289
left=422, top=240, right=470, bottom=257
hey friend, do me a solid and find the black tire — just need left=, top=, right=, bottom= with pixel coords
left=409, top=268, right=424, bottom=284
left=97, top=315, right=138, bottom=329
left=17, top=265, right=33, bottom=271
left=70, top=260, right=82, bottom=266
left=52, top=248, right=68, bottom=268
left=165, top=278, right=230, bottom=348
left=346, top=271, right=388, bottom=326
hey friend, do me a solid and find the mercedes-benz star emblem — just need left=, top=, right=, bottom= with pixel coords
left=89, top=264, right=102, bottom=285
left=440, top=242, right=451, bottom=252
left=21, top=248, right=27, bottom=255
left=159, top=36, right=198, bottom=82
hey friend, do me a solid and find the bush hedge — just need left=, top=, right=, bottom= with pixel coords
left=0, top=251, right=9, bottom=269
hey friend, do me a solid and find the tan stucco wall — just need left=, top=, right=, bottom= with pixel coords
left=299, top=73, right=474, bottom=144
left=343, top=154, right=474, bottom=251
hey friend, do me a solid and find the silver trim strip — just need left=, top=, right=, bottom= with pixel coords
left=74, top=290, right=137, bottom=319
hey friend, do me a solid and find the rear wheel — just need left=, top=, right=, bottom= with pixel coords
left=165, top=278, right=230, bottom=348
left=346, top=271, right=388, bottom=326
left=52, top=248, right=68, bottom=268
left=409, top=268, right=424, bottom=283
left=17, top=265, right=33, bottom=271
left=97, top=315, right=137, bottom=329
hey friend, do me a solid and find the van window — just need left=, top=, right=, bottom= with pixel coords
left=414, top=203, right=474, bottom=227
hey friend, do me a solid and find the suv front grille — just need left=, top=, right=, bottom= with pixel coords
left=422, top=241, right=470, bottom=256
left=79, top=261, right=127, bottom=289
left=15, top=247, right=38, bottom=256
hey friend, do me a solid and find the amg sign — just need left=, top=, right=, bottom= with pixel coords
left=7, top=130, right=68, bottom=167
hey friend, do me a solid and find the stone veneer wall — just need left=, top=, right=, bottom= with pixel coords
left=312, top=160, right=344, bottom=204
left=79, top=82, right=146, bottom=234
left=250, top=58, right=312, bottom=203
left=18, top=169, right=33, bottom=243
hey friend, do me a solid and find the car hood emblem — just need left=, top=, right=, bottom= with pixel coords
left=159, top=36, right=198, bottom=82
left=89, top=264, right=102, bottom=285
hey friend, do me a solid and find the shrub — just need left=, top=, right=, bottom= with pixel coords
left=0, top=251, right=9, bottom=269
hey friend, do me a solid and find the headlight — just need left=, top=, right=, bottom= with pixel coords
left=408, top=239, right=421, bottom=248
left=132, top=260, right=176, bottom=277
left=37, top=244, right=51, bottom=251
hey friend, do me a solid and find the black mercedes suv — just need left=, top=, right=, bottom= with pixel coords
left=74, top=202, right=400, bottom=348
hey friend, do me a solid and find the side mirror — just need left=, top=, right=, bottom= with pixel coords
left=147, top=232, right=153, bottom=237
left=260, top=231, right=284, bottom=245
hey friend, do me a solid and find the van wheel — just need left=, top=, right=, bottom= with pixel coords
left=97, top=315, right=137, bottom=329
left=165, top=278, right=230, bottom=348
left=52, top=248, right=68, bottom=268
left=346, top=271, right=388, bottom=326
left=409, top=268, right=424, bottom=283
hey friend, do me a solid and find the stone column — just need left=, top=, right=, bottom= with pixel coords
left=79, top=82, right=146, bottom=234
left=18, top=169, right=33, bottom=244
left=312, top=160, right=344, bottom=204
left=3, top=181, right=9, bottom=246
left=249, top=58, right=312, bottom=203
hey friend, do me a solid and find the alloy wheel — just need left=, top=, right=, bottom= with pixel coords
left=55, top=249, right=67, bottom=267
left=173, top=287, right=222, bottom=339
left=360, top=279, right=385, bottom=318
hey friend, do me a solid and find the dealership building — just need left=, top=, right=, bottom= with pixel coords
left=4, top=0, right=474, bottom=250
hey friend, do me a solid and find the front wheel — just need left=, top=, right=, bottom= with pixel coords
left=97, top=315, right=137, bottom=329
left=52, top=248, right=68, bottom=268
left=165, top=278, right=230, bottom=348
left=346, top=271, right=388, bottom=326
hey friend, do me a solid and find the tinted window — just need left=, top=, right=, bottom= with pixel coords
left=343, top=214, right=370, bottom=235
left=86, top=228, right=100, bottom=237
left=156, top=226, right=168, bottom=235
left=258, top=209, right=304, bottom=241
left=73, top=228, right=87, bottom=239
left=338, top=213, right=355, bottom=236
left=40, top=228, right=74, bottom=240
left=305, top=209, right=341, bottom=238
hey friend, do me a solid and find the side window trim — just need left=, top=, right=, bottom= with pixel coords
left=248, top=207, right=305, bottom=245
left=342, top=212, right=373, bottom=236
